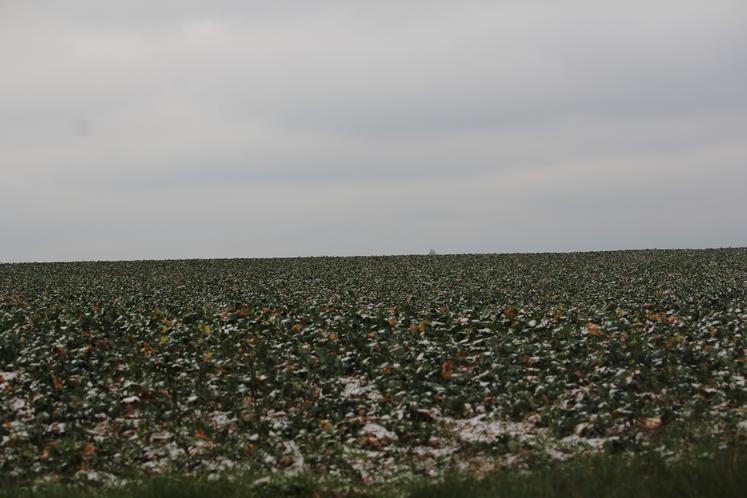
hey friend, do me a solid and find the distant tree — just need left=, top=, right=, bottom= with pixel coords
left=428, top=249, right=437, bottom=256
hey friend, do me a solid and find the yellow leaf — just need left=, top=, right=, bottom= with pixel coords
left=641, top=416, right=662, bottom=430
left=666, top=335, right=683, bottom=349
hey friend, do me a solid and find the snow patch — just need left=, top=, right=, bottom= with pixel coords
left=340, top=376, right=383, bottom=401
left=450, top=415, right=539, bottom=444
left=0, top=371, right=17, bottom=391
left=359, top=423, right=398, bottom=442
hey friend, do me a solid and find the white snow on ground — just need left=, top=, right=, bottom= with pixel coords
left=0, top=371, right=17, bottom=391
left=410, top=445, right=458, bottom=459
left=340, top=376, right=383, bottom=401
left=546, top=448, right=572, bottom=461
left=359, top=423, right=399, bottom=442
left=209, top=411, right=232, bottom=428
left=448, top=414, right=544, bottom=444
left=282, top=441, right=305, bottom=475
left=560, top=435, right=613, bottom=450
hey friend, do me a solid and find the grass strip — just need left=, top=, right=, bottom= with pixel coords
left=2, top=445, right=745, bottom=498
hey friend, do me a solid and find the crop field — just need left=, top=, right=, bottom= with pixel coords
left=1, top=249, right=746, bottom=495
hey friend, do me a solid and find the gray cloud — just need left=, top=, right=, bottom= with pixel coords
left=1, top=0, right=746, bottom=262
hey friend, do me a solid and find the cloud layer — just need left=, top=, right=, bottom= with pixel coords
left=2, top=0, right=746, bottom=261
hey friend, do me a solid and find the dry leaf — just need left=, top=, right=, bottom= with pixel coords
left=52, top=376, right=64, bottom=390
left=587, top=322, right=605, bottom=337
left=141, top=341, right=155, bottom=356
left=440, top=359, right=453, bottom=381
left=641, top=416, right=662, bottom=430
left=82, top=443, right=96, bottom=457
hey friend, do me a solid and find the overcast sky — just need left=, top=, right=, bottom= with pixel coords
left=1, top=0, right=746, bottom=262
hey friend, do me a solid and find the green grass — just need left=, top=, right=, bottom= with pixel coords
left=2, top=445, right=745, bottom=498
left=408, top=447, right=747, bottom=498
